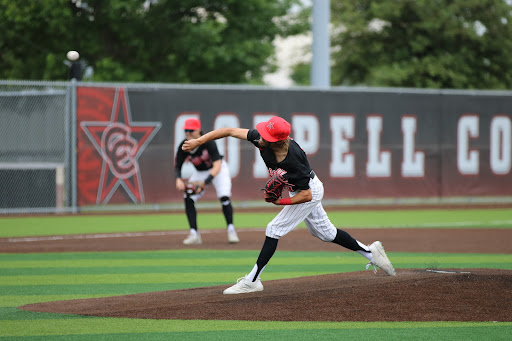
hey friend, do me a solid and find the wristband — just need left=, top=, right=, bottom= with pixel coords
left=204, top=174, right=214, bottom=185
left=278, top=198, right=292, bottom=205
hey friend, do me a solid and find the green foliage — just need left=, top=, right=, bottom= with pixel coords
left=0, top=0, right=307, bottom=83
left=0, top=0, right=74, bottom=80
left=290, top=61, right=310, bottom=86
left=329, top=0, right=512, bottom=89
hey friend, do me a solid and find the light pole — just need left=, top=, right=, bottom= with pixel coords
left=311, top=0, right=330, bottom=88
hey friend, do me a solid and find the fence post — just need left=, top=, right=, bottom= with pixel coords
left=70, top=79, right=78, bottom=213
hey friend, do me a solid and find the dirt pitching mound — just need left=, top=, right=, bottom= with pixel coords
left=20, top=268, right=512, bottom=322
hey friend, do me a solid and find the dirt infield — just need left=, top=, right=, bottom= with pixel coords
left=2, top=228, right=512, bottom=253
left=21, top=269, right=512, bottom=322
left=8, top=228, right=512, bottom=322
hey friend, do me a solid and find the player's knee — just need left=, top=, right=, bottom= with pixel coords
left=308, top=228, right=334, bottom=242
left=265, top=230, right=281, bottom=240
left=265, top=223, right=284, bottom=239
left=184, top=196, right=197, bottom=204
left=219, top=196, right=231, bottom=206
left=318, top=235, right=334, bottom=242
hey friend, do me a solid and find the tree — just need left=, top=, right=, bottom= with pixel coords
left=0, top=0, right=307, bottom=83
left=329, top=0, right=512, bottom=89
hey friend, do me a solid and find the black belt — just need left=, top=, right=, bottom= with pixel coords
left=309, top=170, right=316, bottom=179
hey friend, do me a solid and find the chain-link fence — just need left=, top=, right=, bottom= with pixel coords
left=0, top=81, right=73, bottom=214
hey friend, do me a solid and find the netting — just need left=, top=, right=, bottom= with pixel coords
left=0, top=81, right=70, bottom=213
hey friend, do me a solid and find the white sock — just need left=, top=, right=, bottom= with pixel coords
left=358, top=250, right=373, bottom=262
left=357, top=241, right=372, bottom=261
left=247, top=264, right=264, bottom=282
left=357, top=240, right=370, bottom=252
left=189, top=229, right=198, bottom=237
left=227, top=224, right=235, bottom=232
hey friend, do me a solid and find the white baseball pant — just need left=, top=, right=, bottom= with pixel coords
left=186, top=160, right=232, bottom=202
left=265, top=175, right=337, bottom=242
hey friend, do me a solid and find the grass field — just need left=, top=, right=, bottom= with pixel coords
left=1, top=208, right=511, bottom=340
left=1, top=208, right=511, bottom=237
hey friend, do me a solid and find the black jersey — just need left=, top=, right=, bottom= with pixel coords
left=247, top=129, right=313, bottom=191
left=174, top=139, right=222, bottom=178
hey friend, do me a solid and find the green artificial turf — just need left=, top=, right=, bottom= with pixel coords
left=1, top=319, right=511, bottom=340
left=0, top=208, right=511, bottom=237
left=0, top=209, right=511, bottom=340
left=1, top=249, right=511, bottom=339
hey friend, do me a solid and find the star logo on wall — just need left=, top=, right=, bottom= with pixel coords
left=80, top=88, right=161, bottom=204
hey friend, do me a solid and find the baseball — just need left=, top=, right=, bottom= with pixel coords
left=66, top=50, right=80, bottom=61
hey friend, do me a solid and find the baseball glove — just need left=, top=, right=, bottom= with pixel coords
left=185, top=182, right=204, bottom=196
left=262, top=173, right=288, bottom=202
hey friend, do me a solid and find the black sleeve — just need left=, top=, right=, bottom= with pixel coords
left=247, top=129, right=261, bottom=148
left=174, top=140, right=187, bottom=178
left=205, top=141, right=222, bottom=162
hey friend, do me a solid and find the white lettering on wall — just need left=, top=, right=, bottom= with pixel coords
left=292, top=114, right=319, bottom=155
left=253, top=114, right=275, bottom=178
left=366, top=115, right=391, bottom=177
left=401, top=115, right=425, bottom=177
left=175, top=112, right=200, bottom=178
left=457, top=115, right=479, bottom=175
left=490, top=115, right=511, bottom=175
left=330, top=115, right=355, bottom=177
left=214, top=114, right=241, bottom=177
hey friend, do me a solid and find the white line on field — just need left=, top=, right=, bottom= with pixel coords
left=426, top=270, right=472, bottom=274
left=365, top=219, right=512, bottom=228
left=5, top=228, right=266, bottom=243
left=4, top=219, right=511, bottom=243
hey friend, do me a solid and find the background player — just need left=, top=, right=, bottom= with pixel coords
left=183, top=116, right=395, bottom=294
left=175, top=118, right=239, bottom=245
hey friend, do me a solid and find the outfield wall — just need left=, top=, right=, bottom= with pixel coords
left=75, top=85, right=512, bottom=206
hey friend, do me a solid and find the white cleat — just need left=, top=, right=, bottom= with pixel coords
left=183, top=232, right=202, bottom=245
left=368, top=241, right=396, bottom=276
left=223, top=275, right=264, bottom=294
left=227, top=230, right=240, bottom=244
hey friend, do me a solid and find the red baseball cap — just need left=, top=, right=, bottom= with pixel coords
left=256, top=116, right=291, bottom=142
left=182, top=118, right=201, bottom=130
